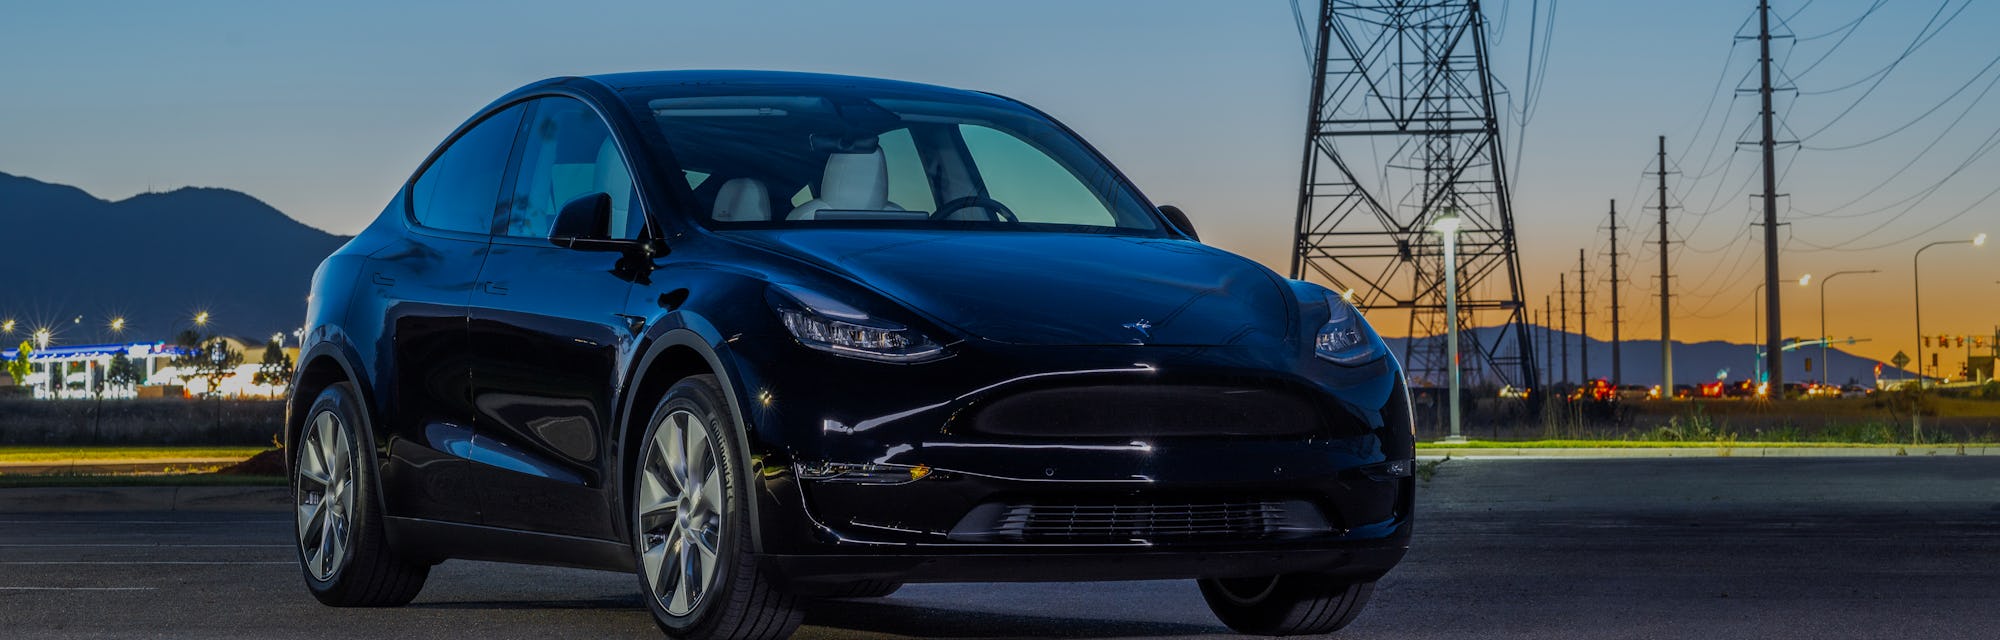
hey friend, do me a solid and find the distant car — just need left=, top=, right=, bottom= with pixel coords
left=1570, top=379, right=1615, bottom=401
left=285, top=71, right=1414, bottom=638
left=1616, top=385, right=1650, bottom=401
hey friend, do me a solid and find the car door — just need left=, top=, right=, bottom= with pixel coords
left=466, top=96, right=647, bottom=539
left=361, top=102, right=526, bottom=524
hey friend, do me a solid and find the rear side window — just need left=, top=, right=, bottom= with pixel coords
left=411, top=104, right=525, bottom=234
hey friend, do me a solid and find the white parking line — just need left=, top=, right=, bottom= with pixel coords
left=0, top=587, right=157, bottom=591
left=0, top=561, right=292, bottom=565
left=0, top=520, right=285, bottom=525
left=0, top=544, right=289, bottom=548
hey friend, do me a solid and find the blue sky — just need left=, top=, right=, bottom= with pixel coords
left=3, top=0, right=1997, bottom=366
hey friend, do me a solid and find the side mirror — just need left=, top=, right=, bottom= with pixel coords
left=551, top=193, right=611, bottom=247
left=1158, top=205, right=1199, bottom=242
left=550, top=193, right=646, bottom=253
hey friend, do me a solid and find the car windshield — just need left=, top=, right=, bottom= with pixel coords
left=631, top=90, right=1163, bottom=234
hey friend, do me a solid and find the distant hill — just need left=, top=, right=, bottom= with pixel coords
left=1385, top=325, right=1916, bottom=388
left=0, top=172, right=349, bottom=344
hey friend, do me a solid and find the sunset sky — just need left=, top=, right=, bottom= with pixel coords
left=3, top=0, right=1997, bottom=371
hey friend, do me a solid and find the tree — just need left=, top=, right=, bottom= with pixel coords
left=169, top=331, right=242, bottom=397
left=253, top=339, right=295, bottom=397
left=168, top=330, right=204, bottom=387
left=106, top=351, right=145, bottom=392
left=5, top=341, right=30, bottom=387
left=198, top=338, right=244, bottom=398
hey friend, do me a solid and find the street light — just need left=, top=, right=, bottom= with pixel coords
left=193, top=311, right=210, bottom=328
left=1813, top=270, right=1878, bottom=386
left=108, top=316, right=127, bottom=336
left=271, top=332, right=285, bottom=347
left=1, top=319, right=14, bottom=335
left=1912, top=232, right=1986, bottom=442
left=1432, top=212, right=1465, bottom=443
left=1750, top=276, right=1810, bottom=387
left=32, top=327, right=51, bottom=350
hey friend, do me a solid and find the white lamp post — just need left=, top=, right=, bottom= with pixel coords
left=1912, top=232, right=1986, bottom=441
left=1433, top=213, right=1465, bottom=443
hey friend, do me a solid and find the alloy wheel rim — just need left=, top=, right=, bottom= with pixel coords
left=296, top=409, right=355, bottom=581
left=638, top=409, right=725, bottom=617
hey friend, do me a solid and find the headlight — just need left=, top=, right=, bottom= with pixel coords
left=1315, top=293, right=1385, bottom=365
left=770, top=285, right=946, bottom=363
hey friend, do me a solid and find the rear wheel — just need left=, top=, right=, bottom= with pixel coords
left=294, top=382, right=428, bottom=606
left=634, top=375, right=803, bottom=639
left=1198, top=574, right=1374, bottom=636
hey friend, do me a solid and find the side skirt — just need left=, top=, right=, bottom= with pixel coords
left=384, top=516, right=635, bottom=573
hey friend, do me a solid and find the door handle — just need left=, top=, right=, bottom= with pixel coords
left=371, top=273, right=395, bottom=286
left=482, top=281, right=509, bottom=295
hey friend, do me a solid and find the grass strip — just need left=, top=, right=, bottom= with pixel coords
left=0, top=446, right=268, bottom=463
left=0, top=474, right=286, bottom=488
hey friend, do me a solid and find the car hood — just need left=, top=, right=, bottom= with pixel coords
left=729, top=229, right=1295, bottom=347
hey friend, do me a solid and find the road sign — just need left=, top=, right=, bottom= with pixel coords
left=1892, top=351, right=1911, bottom=369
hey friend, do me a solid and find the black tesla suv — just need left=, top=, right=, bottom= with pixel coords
left=287, top=70, right=1414, bottom=639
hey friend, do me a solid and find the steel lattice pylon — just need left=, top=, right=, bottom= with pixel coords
left=1289, top=0, right=1535, bottom=390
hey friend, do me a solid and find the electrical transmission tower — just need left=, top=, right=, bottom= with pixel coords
left=1289, top=0, right=1535, bottom=390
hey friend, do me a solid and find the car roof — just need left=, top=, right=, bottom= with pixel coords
left=581, top=70, right=995, bottom=101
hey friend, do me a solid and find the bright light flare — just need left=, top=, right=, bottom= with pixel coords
left=193, top=311, right=210, bottom=327
left=1798, top=274, right=1811, bottom=286
left=1976, top=233, right=1988, bottom=247
left=109, top=317, right=127, bottom=333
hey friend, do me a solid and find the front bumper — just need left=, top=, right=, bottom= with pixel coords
left=764, top=539, right=1409, bottom=586
left=724, top=338, right=1415, bottom=582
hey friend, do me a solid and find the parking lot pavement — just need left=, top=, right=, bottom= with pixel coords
left=2, top=457, right=1997, bottom=639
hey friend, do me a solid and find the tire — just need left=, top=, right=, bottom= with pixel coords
left=633, top=374, right=803, bottom=639
left=294, top=381, right=429, bottom=607
left=1198, top=574, right=1374, bottom=636
left=793, top=580, right=902, bottom=599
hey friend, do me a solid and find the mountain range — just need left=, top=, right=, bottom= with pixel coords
left=1384, top=325, right=1915, bottom=389
left=0, top=172, right=349, bottom=345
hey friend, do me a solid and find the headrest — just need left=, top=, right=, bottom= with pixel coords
left=713, top=178, right=771, bottom=222
left=818, top=149, right=889, bottom=209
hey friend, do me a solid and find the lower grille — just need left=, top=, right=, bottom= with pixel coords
left=966, top=384, right=1327, bottom=437
left=948, top=498, right=1333, bottom=543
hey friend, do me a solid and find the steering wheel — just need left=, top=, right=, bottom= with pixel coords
left=929, top=196, right=1017, bottom=222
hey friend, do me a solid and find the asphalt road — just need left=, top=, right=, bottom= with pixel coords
left=3, top=457, right=1997, bottom=639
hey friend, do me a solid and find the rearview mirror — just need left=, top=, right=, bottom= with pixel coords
left=1158, top=205, right=1199, bottom=242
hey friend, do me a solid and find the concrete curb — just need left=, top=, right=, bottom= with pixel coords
left=0, top=486, right=289, bottom=513
left=1419, top=445, right=1996, bottom=459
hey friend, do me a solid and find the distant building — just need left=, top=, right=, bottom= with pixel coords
left=1, top=338, right=297, bottom=400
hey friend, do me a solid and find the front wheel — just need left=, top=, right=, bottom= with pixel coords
left=1198, top=574, right=1374, bottom=636
left=294, top=381, right=429, bottom=606
left=633, top=375, right=803, bottom=639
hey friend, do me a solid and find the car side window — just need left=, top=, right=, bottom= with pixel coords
left=411, top=103, right=525, bottom=235
left=503, top=98, right=642, bottom=240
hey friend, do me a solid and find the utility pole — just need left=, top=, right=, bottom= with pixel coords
left=1544, top=296, right=1555, bottom=392
left=1756, top=0, right=1784, bottom=391
left=1657, top=135, right=1674, bottom=395
left=1607, top=200, right=1623, bottom=389
left=1578, top=250, right=1591, bottom=383
left=1559, top=274, right=1569, bottom=385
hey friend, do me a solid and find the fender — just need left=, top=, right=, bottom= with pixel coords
left=617, top=313, right=772, bottom=552
left=286, top=333, right=394, bottom=516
